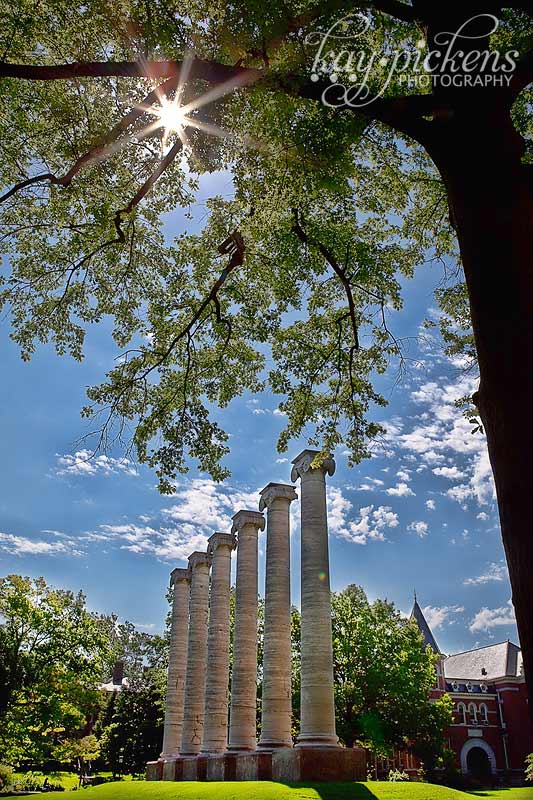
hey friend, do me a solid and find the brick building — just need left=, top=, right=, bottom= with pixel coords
left=411, top=599, right=533, bottom=783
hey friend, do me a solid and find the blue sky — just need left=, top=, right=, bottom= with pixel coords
left=0, top=171, right=518, bottom=656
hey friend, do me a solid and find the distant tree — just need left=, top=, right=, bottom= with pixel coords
left=98, top=615, right=168, bottom=684
left=331, top=584, right=452, bottom=758
left=290, top=605, right=302, bottom=740
left=55, top=734, right=100, bottom=778
left=98, top=670, right=165, bottom=776
left=0, top=575, right=109, bottom=765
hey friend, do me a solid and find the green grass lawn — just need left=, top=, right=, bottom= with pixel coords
left=13, top=771, right=80, bottom=790
left=11, top=771, right=133, bottom=791
left=37, top=780, right=533, bottom=800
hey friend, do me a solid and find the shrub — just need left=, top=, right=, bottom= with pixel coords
left=13, top=772, right=46, bottom=791
left=388, top=768, right=410, bottom=781
left=526, top=753, right=533, bottom=782
left=0, top=765, right=14, bottom=793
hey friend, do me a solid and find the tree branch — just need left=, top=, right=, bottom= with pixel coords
left=292, top=208, right=360, bottom=350
left=113, top=138, right=183, bottom=240
left=0, top=57, right=261, bottom=84
left=0, top=76, right=180, bottom=205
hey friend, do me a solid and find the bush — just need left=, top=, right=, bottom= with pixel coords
left=388, top=768, right=410, bottom=781
left=0, top=765, right=14, bottom=793
left=13, top=772, right=46, bottom=791
left=526, top=753, right=533, bottom=782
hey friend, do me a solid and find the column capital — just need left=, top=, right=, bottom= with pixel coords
left=291, top=449, right=335, bottom=482
left=259, top=482, right=297, bottom=511
left=188, top=550, right=211, bottom=570
left=207, top=531, right=237, bottom=555
left=231, top=509, right=265, bottom=534
left=170, top=567, right=191, bottom=586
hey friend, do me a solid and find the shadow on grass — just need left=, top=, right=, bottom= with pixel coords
left=283, top=783, right=378, bottom=800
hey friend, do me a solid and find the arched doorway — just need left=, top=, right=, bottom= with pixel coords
left=467, top=746, right=491, bottom=782
left=460, top=738, right=497, bottom=781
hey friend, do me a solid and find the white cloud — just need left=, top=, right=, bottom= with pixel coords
left=55, top=449, right=138, bottom=478
left=276, top=457, right=289, bottom=464
left=386, top=482, right=415, bottom=497
left=425, top=499, right=436, bottom=511
left=383, top=371, right=495, bottom=509
left=469, top=601, right=515, bottom=633
left=356, top=477, right=385, bottom=491
left=162, top=478, right=260, bottom=532
left=464, top=561, right=507, bottom=586
left=422, top=604, right=465, bottom=630
left=396, top=469, right=411, bottom=482
left=326, top=488, right=398, bottom=545
left=96, top=523, right=209, bottom=562
left=0, top=531, right=83, bottom=557
left=407, top=520, right=429, bottom=537
left=433, top=466, right=465, bottom=480
left=477, top=511, right=489, bottom=521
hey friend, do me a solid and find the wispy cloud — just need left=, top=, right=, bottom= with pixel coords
left=0, top=530, right=84, bottom=557
left=464, top=561, right=507, bottom=586
left=55, top=449, right=138, bottom=478
left=422, top=604, right=465, bottom=630
left=469, top=601, right=515, bottom=632
left=327, top=487, right=398, bottom=545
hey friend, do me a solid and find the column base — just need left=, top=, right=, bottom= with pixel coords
left=146, top=746, right=366, bottom=782
left=257, top=740, right=293, bottom=750
left=225, top=746, right=257, bottom=752
left=295, top=733, right=340, bottom=748
left=273, top=746, right=366, bottom=781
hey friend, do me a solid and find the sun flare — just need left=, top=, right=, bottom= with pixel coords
left=154, top=97, right=187, bottom=132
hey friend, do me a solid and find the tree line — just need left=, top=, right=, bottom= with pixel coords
left=0, top=574, right=452, bottom=776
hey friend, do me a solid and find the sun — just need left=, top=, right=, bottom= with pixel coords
left=153, top=97, right=187, bottom=132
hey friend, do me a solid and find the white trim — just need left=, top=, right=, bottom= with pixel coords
left=460, top=739, right=497, bottom=775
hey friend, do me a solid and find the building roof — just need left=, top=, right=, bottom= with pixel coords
left=410, top=599, right=441, bottom=654
left=444, top=641, right=522, bottom=681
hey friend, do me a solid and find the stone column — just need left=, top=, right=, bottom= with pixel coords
left=160, top=568, right=191, bottom=759
left=201, top=531, right=236, bottom=754
left=291, top=449, right=339, bottom=748
left=258, top=483, right=297, bottom=750
left=227, top=509, right=265, bottom=751
left=180, top=551, right=211, bottom=755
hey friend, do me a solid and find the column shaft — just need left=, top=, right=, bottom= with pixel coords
left=180, top=551, right=211, bottom=754
left=201, top=532, right=236, bottom=754
left=227, top=510, right=265, bottom=751
left=259, top=484, right=296, bottom=749
left=292, top=450, right=339, bottom=748
left=160, top=568, right=191, bottom=758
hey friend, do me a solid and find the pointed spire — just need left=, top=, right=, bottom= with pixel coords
left=410, top=596, right=441, bottom=654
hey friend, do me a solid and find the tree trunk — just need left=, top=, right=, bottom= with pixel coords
left=432, top=107, right=533, bottom=721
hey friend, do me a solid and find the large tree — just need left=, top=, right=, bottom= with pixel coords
left=0, top=575, right=109, bottom=765
left=331, top=584, right=452, bottom=759
left=1, top=2, right=532, bottom=709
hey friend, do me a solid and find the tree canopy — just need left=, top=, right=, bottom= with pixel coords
left=2, top=0, right=514, bottom=489
left=1, top=0, right=533, bottom=706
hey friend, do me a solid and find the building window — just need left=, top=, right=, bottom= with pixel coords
left=468, top=703, right=477, bottom=723
left=479, top=703, right=488, bottom=724
left=457, top=703, right=467, bottom=725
